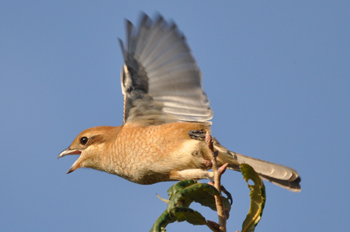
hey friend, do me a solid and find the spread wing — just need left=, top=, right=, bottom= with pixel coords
left=119, top=13, right=213, bottom=126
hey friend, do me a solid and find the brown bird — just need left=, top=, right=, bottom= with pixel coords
left=58, top=13, right=301, bottom=192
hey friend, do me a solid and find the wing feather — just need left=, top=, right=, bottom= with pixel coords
left=120, top=13, right=213, bottom=125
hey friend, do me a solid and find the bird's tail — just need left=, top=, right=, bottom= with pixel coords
left=214, top=142, right=301, bottom=192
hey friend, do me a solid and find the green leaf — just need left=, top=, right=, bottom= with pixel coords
left=241, top=164, right=266, bottom=232
left=170, top=207, right=207, bottom=225
left=152, top=180, right=232, bottom=232
left=149, top=210, right=175, bottom=232
left=167, top=180, right=197, bottom=199
left=149, top=207, right=208, bottom=232
left=168, top=182, right=219, bottom=211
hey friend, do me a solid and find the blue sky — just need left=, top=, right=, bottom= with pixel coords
left=1, top=1, right=349, bottom=231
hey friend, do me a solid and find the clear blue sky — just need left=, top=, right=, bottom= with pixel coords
left=1, top=1, right=349, bottom=231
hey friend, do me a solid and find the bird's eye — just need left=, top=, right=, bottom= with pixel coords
left=80, top=137, right=88, bottom=145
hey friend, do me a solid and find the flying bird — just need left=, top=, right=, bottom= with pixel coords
left=58, top=13, right=301, bottom=192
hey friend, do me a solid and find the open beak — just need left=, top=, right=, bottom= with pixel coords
left=58, top=148, right=82, bottom=174
left=58, top=148, right=82, bottom=158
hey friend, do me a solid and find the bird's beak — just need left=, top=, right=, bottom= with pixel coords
left=58, top=148, right=82, bottom=174
left=58, top=148, right=82, bottom=159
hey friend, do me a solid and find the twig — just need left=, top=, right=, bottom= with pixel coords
left=205, top=131, right=227, bottom=232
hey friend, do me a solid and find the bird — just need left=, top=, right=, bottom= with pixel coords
left=58, top=13, right=301, bottom=192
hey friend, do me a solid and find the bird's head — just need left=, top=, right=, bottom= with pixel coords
left=58, top=126, right=121, bottom=174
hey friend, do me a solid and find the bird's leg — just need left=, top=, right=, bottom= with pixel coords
left=169, top=169, right=214, bottom=181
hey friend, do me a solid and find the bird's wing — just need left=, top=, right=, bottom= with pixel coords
left=119, top=13, right=213, bottom=126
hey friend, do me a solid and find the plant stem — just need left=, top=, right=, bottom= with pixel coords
left=205, top=131, right=227, bottom=232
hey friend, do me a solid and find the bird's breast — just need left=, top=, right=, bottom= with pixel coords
left=104, top=122, right=211, bottom=184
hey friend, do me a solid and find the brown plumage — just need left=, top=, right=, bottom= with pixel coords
left=58, top=13, right=301, bottom=192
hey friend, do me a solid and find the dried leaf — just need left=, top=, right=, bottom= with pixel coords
left=241, top=164, right=266, bottom=232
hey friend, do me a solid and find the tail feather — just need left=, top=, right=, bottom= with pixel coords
left=214, top=143, right=301, bottom=192
left=260, top=175, right=301, bottom=192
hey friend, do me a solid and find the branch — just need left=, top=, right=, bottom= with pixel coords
left=205, top=131, right=228, bottom=232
